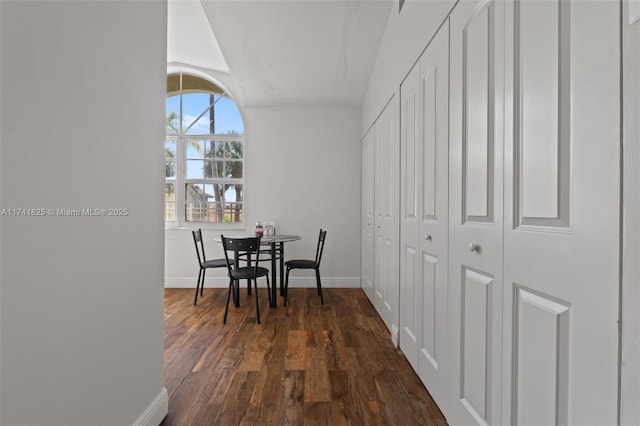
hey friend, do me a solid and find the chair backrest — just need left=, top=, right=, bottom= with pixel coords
left=221, top=235, right=263, bottom=274
left=315, top=229, right=327, bottom=265
left=192, top=228, right=206, bottom=267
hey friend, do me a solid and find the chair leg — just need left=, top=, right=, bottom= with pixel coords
left=223, top=278, right=233, bottom=324
left=315, top=269, right=324, bottom=305
left=284, top=267, right=291, bottom=307
left=201, top=269, right=206, bottom=296
left=231, top=278, right=237, bottom=306
left=235, top=279, right=240, bottom=307
left=247, top=254, right=252, bottom=296
left=194, top=268, right=203, bottom=305
left=265, top=274, right=272, bottom=307
left=279, top=243, right=285, bottom=297
left=254, top=278, right=261, bottom=324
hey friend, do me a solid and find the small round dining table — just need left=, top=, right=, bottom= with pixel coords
left=216, top=234, right=301, bottom=308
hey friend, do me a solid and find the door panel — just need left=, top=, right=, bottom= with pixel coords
left=463, top=5, right=493, bottom=221
left=417, top=21, right=450, bottom=412
left=515, top=0, right=570, bottom=227
left=449, top=1, right=504, bottom=425
left=400, top=64, right=421, bottom=371
left=401, top=20, right=451, bottom=414
left=502, top=1, right=620, bottom=425
left=361, top=129, right=374, bottom=301
left=513, top=286, right=570, bottom=426
left=374, top=98, right=400, bottom=341
left=422, top=67, right=438, bottom=219
left=401, top=245, right=419, bottom=368
left=420, top=252, right=438, bottom=367
left=460, top=268, right=494, bottom=423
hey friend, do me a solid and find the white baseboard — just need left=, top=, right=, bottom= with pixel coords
left=165, top=276, right=361, bottom=289
left=133, top=387, right=168, bottom=426
left=391, top=324, right=399, bottom=347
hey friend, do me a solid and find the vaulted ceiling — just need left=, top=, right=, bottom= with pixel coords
left=168, top=0, right=393, bottom=107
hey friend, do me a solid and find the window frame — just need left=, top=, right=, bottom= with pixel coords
left=165, top=73, right=245, bottom=230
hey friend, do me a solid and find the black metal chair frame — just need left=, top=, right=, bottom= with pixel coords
left=235, top=238, right=282, bottom=297
left=222, top=235, right=271, bottom=324
left=192, top=229, right=232, bottom=306
left=229, top=240, right=281, bottom=299
left=284, top=229, right=326, bottom=306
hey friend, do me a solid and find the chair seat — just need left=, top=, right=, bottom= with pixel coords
left=230, top=266, right=270, bottom=280
left=286, top=259, right=318, bottom=269
left=203, top=258, right=232, bottom=268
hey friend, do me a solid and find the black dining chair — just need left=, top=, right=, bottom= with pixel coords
left=192, top=229, right=233, bottom=306
left=233, top=238, right=279, bottom=299
left=284, top=229, right=326, bottom=306
left=221, top=235, right=271, bottom=324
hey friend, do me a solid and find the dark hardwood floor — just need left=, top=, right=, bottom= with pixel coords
left=161, top=287, right=448, bottom=425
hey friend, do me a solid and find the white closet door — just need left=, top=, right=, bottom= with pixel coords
left=374, top=97, right=400, bottom=343
left=448, top=0, right=505, bottom=424
left=400, top=20, right=451, bottom=408
left=501, top=1, right=620, bottom=424
left=361, top=129, right=375, bottom=302
left=400, top=63, right=421, bottom=370
left=415, top=22, right=451, bottom=412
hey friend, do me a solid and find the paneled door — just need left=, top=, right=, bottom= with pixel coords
left=400, top=58, right=421, bottom=371
left=448, top=0, right=505, bottom=424
left=501, top=1, right=620, bottom=424
left=361, top=128, right=374, bottom=302
left=416, top=22, right=451, bottom=412
left=400, top=21, right=451, bottom=411
left=374, top=97, right=400, bottom=343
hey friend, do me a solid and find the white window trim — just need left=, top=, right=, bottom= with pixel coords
left=165, top=134, right=245, bottom=230
left=165, top=74, right=245, bottom=230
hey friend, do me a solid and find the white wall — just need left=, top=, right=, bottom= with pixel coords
left=362, top=0, right=456, bottom=134
left=622, top=1, right=640, bottom=424
left=0, top=1, right=3, bottom=421
left=1, top=1, right=168, bottom=425
left=165, top=106, right=362, bottom=288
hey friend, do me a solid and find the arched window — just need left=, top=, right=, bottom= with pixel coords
left=165, top=73, right=244, bottom=227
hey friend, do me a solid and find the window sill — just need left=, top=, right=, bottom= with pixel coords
left=165, top=223, right=246, bottom=231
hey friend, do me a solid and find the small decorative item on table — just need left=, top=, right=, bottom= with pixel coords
left=255, top=222, right=264, bottom=237
left=263, top=222, right=276, bottom=236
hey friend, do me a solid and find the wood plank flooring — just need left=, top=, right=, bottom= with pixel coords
left=161, top=287, right=447, bottom=425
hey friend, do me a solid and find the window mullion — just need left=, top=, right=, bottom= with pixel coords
left=177, top=134, right=186, bottom=227
left=176, top=74, right=185, bottom=227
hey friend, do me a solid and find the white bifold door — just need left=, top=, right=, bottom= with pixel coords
left=447, top=0, right=620, bottom=425
left=400, top=21, right=450, bottom=411
left=362, top=98, right=400, bottom=343
left=361, top=129, right=375, bottom=302
left=500, top=0, right=620, bottom=424
left=373, top=98, right=400, bottom=341
left=448, top=0, right=505, bottom=423
left=392, top=0, right=620, bottom=424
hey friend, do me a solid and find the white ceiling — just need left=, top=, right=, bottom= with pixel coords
left=168, top=1, right=230, bottom=73
left=169, top=0, right=393, bottom=107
